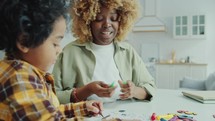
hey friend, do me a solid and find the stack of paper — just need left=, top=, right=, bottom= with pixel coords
left=182, top=91, right=215, bottom=104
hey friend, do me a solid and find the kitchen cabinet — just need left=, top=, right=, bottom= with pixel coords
left=174, top=16, right=189, bottom=38
left=173, top=15, right=205, bottom=39
left=191, top=15, right=205, bottom=38
left=155, top=63, right=207, bottom=89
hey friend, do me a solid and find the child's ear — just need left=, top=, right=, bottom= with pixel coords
left=16, top=42, right=29, bottom=53
left=16, top=34, right=29, bottom=53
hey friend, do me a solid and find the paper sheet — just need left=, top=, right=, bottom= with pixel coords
left=85, top=109, right=150, bottom=121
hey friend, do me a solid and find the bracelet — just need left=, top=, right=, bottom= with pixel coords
left=70, top=88, right=80, bottom=103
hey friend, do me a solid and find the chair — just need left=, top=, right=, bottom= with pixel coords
left=180, top=72, right=215, bottom=90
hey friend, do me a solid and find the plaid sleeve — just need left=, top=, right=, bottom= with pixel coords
left=58, top=101, right=89, bottom=118
left=2, top=73, right=65, bottom=120
left=1, top=72, right=87, bottom=120
left=45, top=73, right=89, bottom=118
left=0, top=60, right=91, bottom=120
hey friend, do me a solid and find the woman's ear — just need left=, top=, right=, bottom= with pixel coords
left=16, top=41, right=29, bottom=53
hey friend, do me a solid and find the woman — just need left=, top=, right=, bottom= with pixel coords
left=53, top=0, right=156, bottom=104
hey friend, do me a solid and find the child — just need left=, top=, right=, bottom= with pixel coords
left=0, top=0, right=102, bottom=120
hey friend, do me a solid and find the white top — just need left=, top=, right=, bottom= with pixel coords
left=88, top=42, right=122, bottom=102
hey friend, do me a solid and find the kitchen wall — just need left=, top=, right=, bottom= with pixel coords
left=48, top=31, right=74, bottom=73
left=0, top=51, right=4, bottom=59
left=127, top=0, right=215, bottom=76
left=1, top=0, right=214, bottom=76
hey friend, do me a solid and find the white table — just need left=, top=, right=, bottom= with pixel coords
left=86, top=89, right=215, bottom=121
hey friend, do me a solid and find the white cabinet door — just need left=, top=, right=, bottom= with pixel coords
left=173, top=16, right=189, bottom=38
left=190, top=65, right=207, bottom=80
left=156, top=64, right=207, bottom=89
left=173, top=65, right=190, bottom=89
left=156, top=65, right=174, bottom=89
left=191, top=15, right=205, bottom=38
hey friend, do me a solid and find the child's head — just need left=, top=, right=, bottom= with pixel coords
left=71, top=0, right=140, bottom=43
left=0, top=0, right=68, bottom=71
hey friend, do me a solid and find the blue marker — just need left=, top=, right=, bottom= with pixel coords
left=178, top=115, right=193, bottom=120
left=160, top=118, right=167, bottom=121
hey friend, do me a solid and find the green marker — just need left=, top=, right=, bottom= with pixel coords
left=123, top=81, right=127, bottom=85
left=109, top=82, right=115, bottom=88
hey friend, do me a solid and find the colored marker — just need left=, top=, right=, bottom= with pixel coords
left=160, top=118, right=167, bottom=121
left=109, top=82, right=115, bottom=87
left=150, top=113, right=156, bottom=120
left=169, top=116, right=179, bottom=121
left=177, top=115, right=193, bottom=120
left=156, top=114, right=174, bottom=120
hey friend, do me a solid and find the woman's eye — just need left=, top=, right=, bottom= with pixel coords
left=111, top=17, right=118, bottom=21
left=94, top=15, right=119, bottom=22
left=95, top=16, right=103, bottom=21
left=111, top=15, right=119, bottom=21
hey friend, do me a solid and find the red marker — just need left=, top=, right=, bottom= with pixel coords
left=151, top=113, right=156, bottom=121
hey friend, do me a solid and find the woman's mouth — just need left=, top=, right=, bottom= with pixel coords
left=102, top=31, right=111, bottom=35
left=101, top=31, right=112, bottom=38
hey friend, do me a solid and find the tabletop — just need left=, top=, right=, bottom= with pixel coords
left=86, top=89, right=215, bottom=121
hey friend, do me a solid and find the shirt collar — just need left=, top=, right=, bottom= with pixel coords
left=4, top=56, right=56, bottom=93
left=71, top=39, right=128, bottom=51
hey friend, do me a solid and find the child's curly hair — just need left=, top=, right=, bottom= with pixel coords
left=0, top=0, right=67, bottom=55
left=70, top=0, right=140, bottom=43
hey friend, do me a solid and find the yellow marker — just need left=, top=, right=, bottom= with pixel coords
left=156, top=114, right=174, bottom=120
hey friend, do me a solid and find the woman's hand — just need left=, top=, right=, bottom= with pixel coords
left=86, top=100, right=103, bottom=116
left=86, top=81, right=117, bottom=97
left=118, top=80, right=136, bottom=100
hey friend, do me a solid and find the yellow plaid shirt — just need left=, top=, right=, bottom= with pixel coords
left=0, top=59, right=88, bottom=121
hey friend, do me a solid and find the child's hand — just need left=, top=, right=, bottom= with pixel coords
left=118, top=80, right=136, bottom=100
left=86, top=100, right=103, bottom=116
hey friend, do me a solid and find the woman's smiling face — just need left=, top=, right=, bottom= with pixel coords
left=90, top=7, right=119, bottom=45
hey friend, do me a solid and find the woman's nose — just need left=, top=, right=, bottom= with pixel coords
left=102, top=19, right=111, bottom=28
